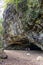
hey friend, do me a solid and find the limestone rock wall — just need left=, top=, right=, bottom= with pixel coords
left=3, top=0, right=43, bottom=50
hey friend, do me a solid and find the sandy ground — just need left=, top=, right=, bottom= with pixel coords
left=0, top=50, right=43, bottom=65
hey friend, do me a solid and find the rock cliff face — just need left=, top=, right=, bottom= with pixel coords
left=3, top=0, right=43, bottom=50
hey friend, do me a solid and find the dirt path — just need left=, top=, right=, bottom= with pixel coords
left=0, top=50, right=43, bottom=65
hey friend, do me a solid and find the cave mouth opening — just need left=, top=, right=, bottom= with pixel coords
left=5, top=43, right=41, bottom=51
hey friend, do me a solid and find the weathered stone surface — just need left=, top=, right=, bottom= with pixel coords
left=0, top=49, right=8, bottom=59
left=3, top=0, right=43, bottom=50
left=0, top=35, right=7, bottom=59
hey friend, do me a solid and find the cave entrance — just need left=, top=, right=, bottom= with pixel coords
left=5, top=43, right=41, bottom=51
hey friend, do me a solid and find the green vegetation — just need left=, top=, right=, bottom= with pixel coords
left=0, top=18, right=3, bottom=48
left=0, top=41, right=3, bottom=48
left=4, top=0, right=40, bottom=8
left=4, top=0, right=22, bottom=9
left=0, top=18, right=3, bottom=34
left=4, top=0, right=22, bottom=4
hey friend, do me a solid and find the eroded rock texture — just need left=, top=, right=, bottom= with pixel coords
left=0, top=35, right=7, bottom=59
left=3, top=0, right=43, bottom=50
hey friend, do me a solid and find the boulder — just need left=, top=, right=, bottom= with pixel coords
left=0, top=48, right=7, bottom=59
left=0, top=35, right=7, bottom=59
